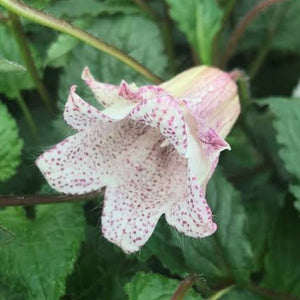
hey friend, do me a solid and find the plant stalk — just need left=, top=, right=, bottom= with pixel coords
left=9, top=12, right=53, bottom=111
left=0, top=0, right=163, bottom=84
left=171, top=274, right=198, bottom=300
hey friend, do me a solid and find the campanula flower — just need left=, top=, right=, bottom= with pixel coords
left=36, top=66, right=240, bottom=253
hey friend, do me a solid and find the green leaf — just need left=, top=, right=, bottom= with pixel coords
left=57, top=15, right=167, bottom=108
left=141, top=172, right=253, bottom=286
left=125, top=272, right=202, bottom=300
left=0, top=101, right=23, bottom=182
left=262, top=205, right=300, bottom=297
left=166, top=0, right=223, bottom=64
left=0, top=203, right=85, bottom=300
left=0, top=58, right=26, bottom=73
left=66, top=225, right=148, bottom=300
left=266, top=97, right=300, bottom=210
left=0, top=26, right=40, bottom=99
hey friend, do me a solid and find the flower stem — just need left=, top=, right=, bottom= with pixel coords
left=221, top=0, right=287, bottom=67
left=9, top=12, right=53, bottom=111
left=0, top=192, right=100, bottom=207
left=0, top=0, right=163, bottom=84
left=171, top=274, right=198, bottom=300
left=16, top=92, right=37, bottom=137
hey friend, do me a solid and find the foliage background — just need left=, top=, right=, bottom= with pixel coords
left=0, top=0, right=300, bottom=299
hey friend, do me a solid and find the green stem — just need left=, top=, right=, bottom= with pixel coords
left=208, top=285, right=234, bottom=300
left=9, top=12, right=53, bottom=111
left=221, top=0, right=287, bottom=67
left=16, top=92, right=37, bottom=137
left=171, top=274, right=198, bottom=300
left=0, top=0, right=163, bottom=84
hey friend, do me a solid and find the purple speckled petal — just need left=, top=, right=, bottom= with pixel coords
left=165, top=168, right=217, bottom=238
left=81, top=67, right=120, bottom=108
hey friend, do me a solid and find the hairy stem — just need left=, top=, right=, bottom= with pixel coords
left=9, top=12, right=53, bottom=111
left=16, top=92, right=37, bottom=137
left=0, top=0, right=163, bottom=84
left=0, top=192, right=100, bottom=207
left=171, top=274, right=199, bottom=300
left=221, top=0, right=287, bottom=67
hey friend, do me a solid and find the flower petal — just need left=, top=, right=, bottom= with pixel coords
left=129, top=95, right=188, bottom=156
left=81, top=67, right=120, bottom=107
left=165, top=169, right=217, bottom=238
left=102, top=185, right=165, bottom=253
left=101, top=130, right=166, bottom=253
left=64, top=85, right=139, bottom=132
left=64, top=85, right=112, bottom=131
left=36, top=120, right=161, bottom=195
left=36, top=131, right=105, bottom=194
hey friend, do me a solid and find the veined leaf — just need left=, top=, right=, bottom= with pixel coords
left=0, top=204, right=85, bottom=300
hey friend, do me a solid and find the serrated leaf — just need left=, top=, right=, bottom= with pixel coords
left=57, top=15, right=167, bottom=108
left=266, top=97, right=300, bottom=210
left=0, top=26, right=40, bottom=99
left=262, top=205, right=300, bottom=297
left=166, top=0, right=223, bottom=64
left=141, top=172, right=253, bottom=286
left=0, top=203, right=85, bottom=300
left=0, top=101, right=23, bottom=182
left=0, top=58, right=26, bottom=73
left=125, top=272, right=202, bottom=300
